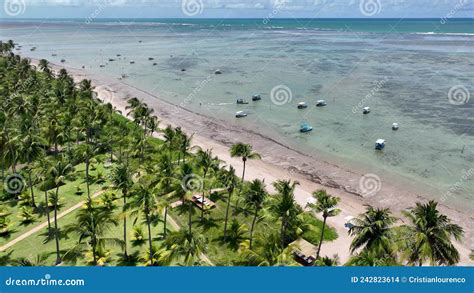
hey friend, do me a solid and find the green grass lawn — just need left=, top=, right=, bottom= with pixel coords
left=0, top=160, right=109, bottom=246
left=3, top=193, right=169, bottom=266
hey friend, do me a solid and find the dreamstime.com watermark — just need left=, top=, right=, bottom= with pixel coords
left=182, top=0, right=204, bottom=17
left=5, top=274, right=85, bottom=287
left=352, top=77, right=388, bottom=114
left=85, top=0, right=122, bottom=24
left=441, top=168, right=474, bottom=203
left=440, top=0, right=468, bottom=24
left=263, top=0, right=286, bottom=25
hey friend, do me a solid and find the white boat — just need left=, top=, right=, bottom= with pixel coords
left=375, top=139, right=385, bottom=150
left=363, top=107, right=371, bottom=114
left=130, top=60, right=135, bottom=64
left=392, top=123, right=399, bottom=130
left=215, top=69, right=222, bottom=75
left=298, top=102, right=308, bottom=109
left=236, top=111, right=247, bottom=118
left=316, top=100, right=327, bottom=107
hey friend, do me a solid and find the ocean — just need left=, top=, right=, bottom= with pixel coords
left=1, top=18, right=473, bottom=209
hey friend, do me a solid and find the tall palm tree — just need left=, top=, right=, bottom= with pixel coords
left=196, top=148, right=218, bottom=221
left=349, top=205, right=396, bottom=257
left=160, top=228, right=207, bottom=266
left=65, top=206, right=122, bottom=266
left=244, top=179, right=267, bottom=250
left=402, top=201, right=463, bottom=266
left=221, top=166, right=237, bottom=240
left=75, top=143, right=98, bottom=207
left=49, top=158, right=74, bottom=265
left=110, top=163, right=133, bottom=259
left=127, top=180, right=158, bottom=265
left=18, top=126, right=45, bottom=207
left=34, top=158, right=52, bottom=234
left=241, top=230, right=296, bottom=266
left=230, top=143, right=261, bottom=187
left=306, top=190, right=340, bottom=259
left=270, top=180, right=300, bottom=248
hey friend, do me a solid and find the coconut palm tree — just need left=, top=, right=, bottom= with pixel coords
left=196, top=148, right=219, bottom=221
left=110, top=163, right=133, bottom=259
left=160, top=228, right=207, bottom=266
left=314, top=254, right=340, bottom=266
left=240, top=230, right=296, bottom=266
left=306, top=190, right=340, bottom=259
left=75, top=143, right=99, bottom=207
left=230, top=143, right=261, bottom=187
left=401, top=200, right=463, bottom=266
left=17, top=125, right=45, bottom=207
left=49, top=158, right=74, bottom=265
left=126, top=179, right=158, bottom=265
left=244, top=179, right=267, bottom=250
left=349, top=205, right=396, bottom=258
left=270, top=180, right=301, bottom=248
left=346, top=250, right=399, bottom=266
left=64, top=206, right=122, bottom=266
left=221, top=166, right=237, bottom=240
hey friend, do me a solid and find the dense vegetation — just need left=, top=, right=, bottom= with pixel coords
left=0, top=40, right=465, bottom=266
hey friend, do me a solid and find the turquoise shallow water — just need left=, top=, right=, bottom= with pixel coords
left=1, top=19, right=473, bottom=209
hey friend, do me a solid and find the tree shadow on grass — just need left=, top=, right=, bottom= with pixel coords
left=195, top=216, right=219, bottom=232
left=116, top=251, right=140, bottom=266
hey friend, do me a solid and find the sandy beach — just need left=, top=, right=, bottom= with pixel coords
left=29, top=59, right=473, bottom=265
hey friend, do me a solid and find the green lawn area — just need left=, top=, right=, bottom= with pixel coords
left=3, top=192, right=169, bottom=266
left=0, top=159, right=109, bottom=246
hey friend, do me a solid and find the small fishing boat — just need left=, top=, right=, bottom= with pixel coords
left=181, top=68, right=186, bottom=72
left=363, top=107, right=371, bottom=114
left=51, top=53, right=57, bottom=57
left=120, top=74, right=128, bottom=79
left=316, top=100, right=327, bottom=107
left=215, top=69, right=222, bottom=75
left=153, top=63, right=158, bottom=66
left=236, top=111, right=248, bottom=118
left=30, top=47, right=37, bottom=51
left=148, top=57, right=154, bottom=61
left=109, top=58, right=115, bottom=62
left=298, top=102, right=308, bottom=109
left=116, top=54, right=121, bottom=57
left=375, top=139, right=385, bottom=150
left=252, top=94, right=262, bottom=101
left=130, top=60, right=135, bottom=64
left=100, top=64, right=105, bottom=68
left=300, top=123, right=313, bottom=133
left=392, top=123, right=399, bottom=131
left=237, top=99, right=249, bottom=105
left=60, top=59, right=66, bottom=63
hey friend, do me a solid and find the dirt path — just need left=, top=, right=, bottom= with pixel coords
left=0, top=190, right=105, bottom=252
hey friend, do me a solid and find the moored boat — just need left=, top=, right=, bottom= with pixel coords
left=298, top=102, right=308, bottom=109
left=316, top=100, right=327, bottom=107
left=300, top=123, right=313, bottom=133
left=363, top=107, right=371, bottom=114
left=375, top=139, right=385, bottom=150
left=237, top=99, right=249, bottom=105
left=252, top=94, right=262, bottom=101
left=392, top=123, right=399, bottom=130
left=236, top=111, right=248, bottom=118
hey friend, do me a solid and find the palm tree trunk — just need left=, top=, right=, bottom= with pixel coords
left=223, top=189, right=233, bottom=240
left=316, top=216, right=327, bottom=259
left=188, top=202, right=192, bottom=233
left=123, top=189, right=128, bottom=259
left=249, top=208, right=258, bottom=250
left=163, top=206, right=168, bottom=238
left=54, top=187, right=61, bottom=265
left=241, top=160, right=246, bottom=186
left=201, top=172, right=207, bottom=221
left=85, top=157, right=91, bottom=207
left=27, top=159, right=35, bottom=207
left=91, top=238, right=97, bottom=266
left=44, top=185, right=51, bottom=233
left=280, top=219, right=286, bottom=249
left=145, top=211, right=153, bottom=266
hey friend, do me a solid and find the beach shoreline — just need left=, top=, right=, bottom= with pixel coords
left=29, top=58, right=473, bottom=265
